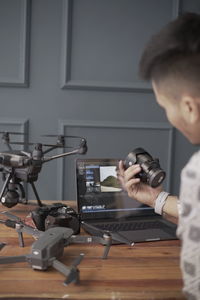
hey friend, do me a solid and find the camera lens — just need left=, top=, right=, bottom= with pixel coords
left=124, top=148, right=166, bottom=188
left=148, top=168, right=166, bottom=188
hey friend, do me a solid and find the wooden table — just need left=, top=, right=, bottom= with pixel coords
left=0, top=201, right=185, bottom=300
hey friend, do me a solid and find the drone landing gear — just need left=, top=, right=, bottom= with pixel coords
left=30, top=182, right=43, bottom=207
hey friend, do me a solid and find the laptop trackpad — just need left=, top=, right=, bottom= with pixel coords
left=115, top=229, right=176, bottom=243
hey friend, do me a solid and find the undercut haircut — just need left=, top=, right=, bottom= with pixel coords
left=139, top=12, right=200, bottom=95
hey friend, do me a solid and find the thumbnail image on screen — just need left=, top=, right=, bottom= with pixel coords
left=85, top=165, right=122, bottom=193
left=100, top=166, right=122, bottom=192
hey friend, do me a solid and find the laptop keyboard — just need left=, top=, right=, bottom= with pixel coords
left=94, top=220, right=164, bottom=232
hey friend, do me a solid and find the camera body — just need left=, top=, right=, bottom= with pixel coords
left=31, top=203, right=80, bottom=234
left=124, top=147, right=166, bottom=188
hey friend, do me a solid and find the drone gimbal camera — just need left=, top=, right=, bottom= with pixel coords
left=0, top=132, right=87, bottom=208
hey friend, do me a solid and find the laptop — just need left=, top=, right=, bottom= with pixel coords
left=76, top=158, right=177, bottom=244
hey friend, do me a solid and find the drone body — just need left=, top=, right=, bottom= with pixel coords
left=0, top=212, right=113, bottom=285
left=0, top=146, right=43, bottom=207
left=0, top=225, right=83, bottom=285
left=0, top=132, right=87, bottom=208
left=29, top=226, right=73, bottom=270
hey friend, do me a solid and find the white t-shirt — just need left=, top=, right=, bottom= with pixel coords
left=177, top=150, right=200, bottom=300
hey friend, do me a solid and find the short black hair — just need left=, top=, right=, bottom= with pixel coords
left=139, top=12, right=200, bottom=86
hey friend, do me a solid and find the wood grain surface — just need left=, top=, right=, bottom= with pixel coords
left=0, top=201, right=185, bottom=300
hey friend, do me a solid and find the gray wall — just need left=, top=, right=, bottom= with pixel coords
left=0, top=0, right=199, bottom=202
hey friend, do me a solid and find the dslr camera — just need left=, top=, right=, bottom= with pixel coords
left=31, top=202, right=80, bottom=234
left=124, top=147, right=166, bottom=188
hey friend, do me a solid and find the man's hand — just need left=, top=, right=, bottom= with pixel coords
left=117, top=160, right=163, bottom=208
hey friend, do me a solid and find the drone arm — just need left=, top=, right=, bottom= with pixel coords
left=52, top=254, right=84, bottom=285
left=0, top=218, right=24, bottom=247
left=42, top=138, right=87, bottom=163
left=68, top=235, right=105, bottom=245
left=52, top=259, right=71, bottom=277
left=3, top=139, right=12, bottom=151
left=68, top=235, right=111, bottom=259
left=4, top=143, right=12, bottom=151
left=42, top=149, right=80, bottom=163
left=81, top=221, right=134, bottom=246
left=43, top=145, right=60, bottom=155
left=0, top=218, right=17, bottom=228
left=0, top=255, right=27, bottom=264
left=0, top=216, right=42, bottom=245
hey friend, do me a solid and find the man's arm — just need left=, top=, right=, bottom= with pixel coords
left=118, top=160, right=179, bottom=223
left=162, top=195, right=179, bottom=223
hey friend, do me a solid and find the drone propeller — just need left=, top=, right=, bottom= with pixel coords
left=1, top=211, right=21, bottom=221
left=8, top=141, right=73, bottom=149
left=0, top=214, right=42, bottom=237
left=41, top=134, right=82, bottom=139
left=0, top=131, right=26, bottom=135
left=8, top=141, right=34, bottom=146
left=81, top=221, right=134, bottom=246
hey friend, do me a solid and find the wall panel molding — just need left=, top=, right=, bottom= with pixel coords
left=0, top=0, right=31, bottom=87
left=61, top=0, right=180, bottom=92
left=57, top=120, right=174, bottom=200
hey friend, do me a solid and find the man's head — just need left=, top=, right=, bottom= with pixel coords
left=139, top=13, right=200, bottom=144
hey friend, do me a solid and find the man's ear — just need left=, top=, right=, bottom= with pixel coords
left=181, top=96, right=200, bottom=124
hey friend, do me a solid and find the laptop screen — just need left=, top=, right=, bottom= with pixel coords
left=76, top=158, right=155, bottom=220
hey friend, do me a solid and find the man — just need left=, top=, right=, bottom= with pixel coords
left=118, top=13, right=200, bottom=300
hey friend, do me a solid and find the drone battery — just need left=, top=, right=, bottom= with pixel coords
left=30, top=227, right=73, bottom=270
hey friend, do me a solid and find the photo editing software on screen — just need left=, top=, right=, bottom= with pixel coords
left=76, top=159, right=153, bottom=219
